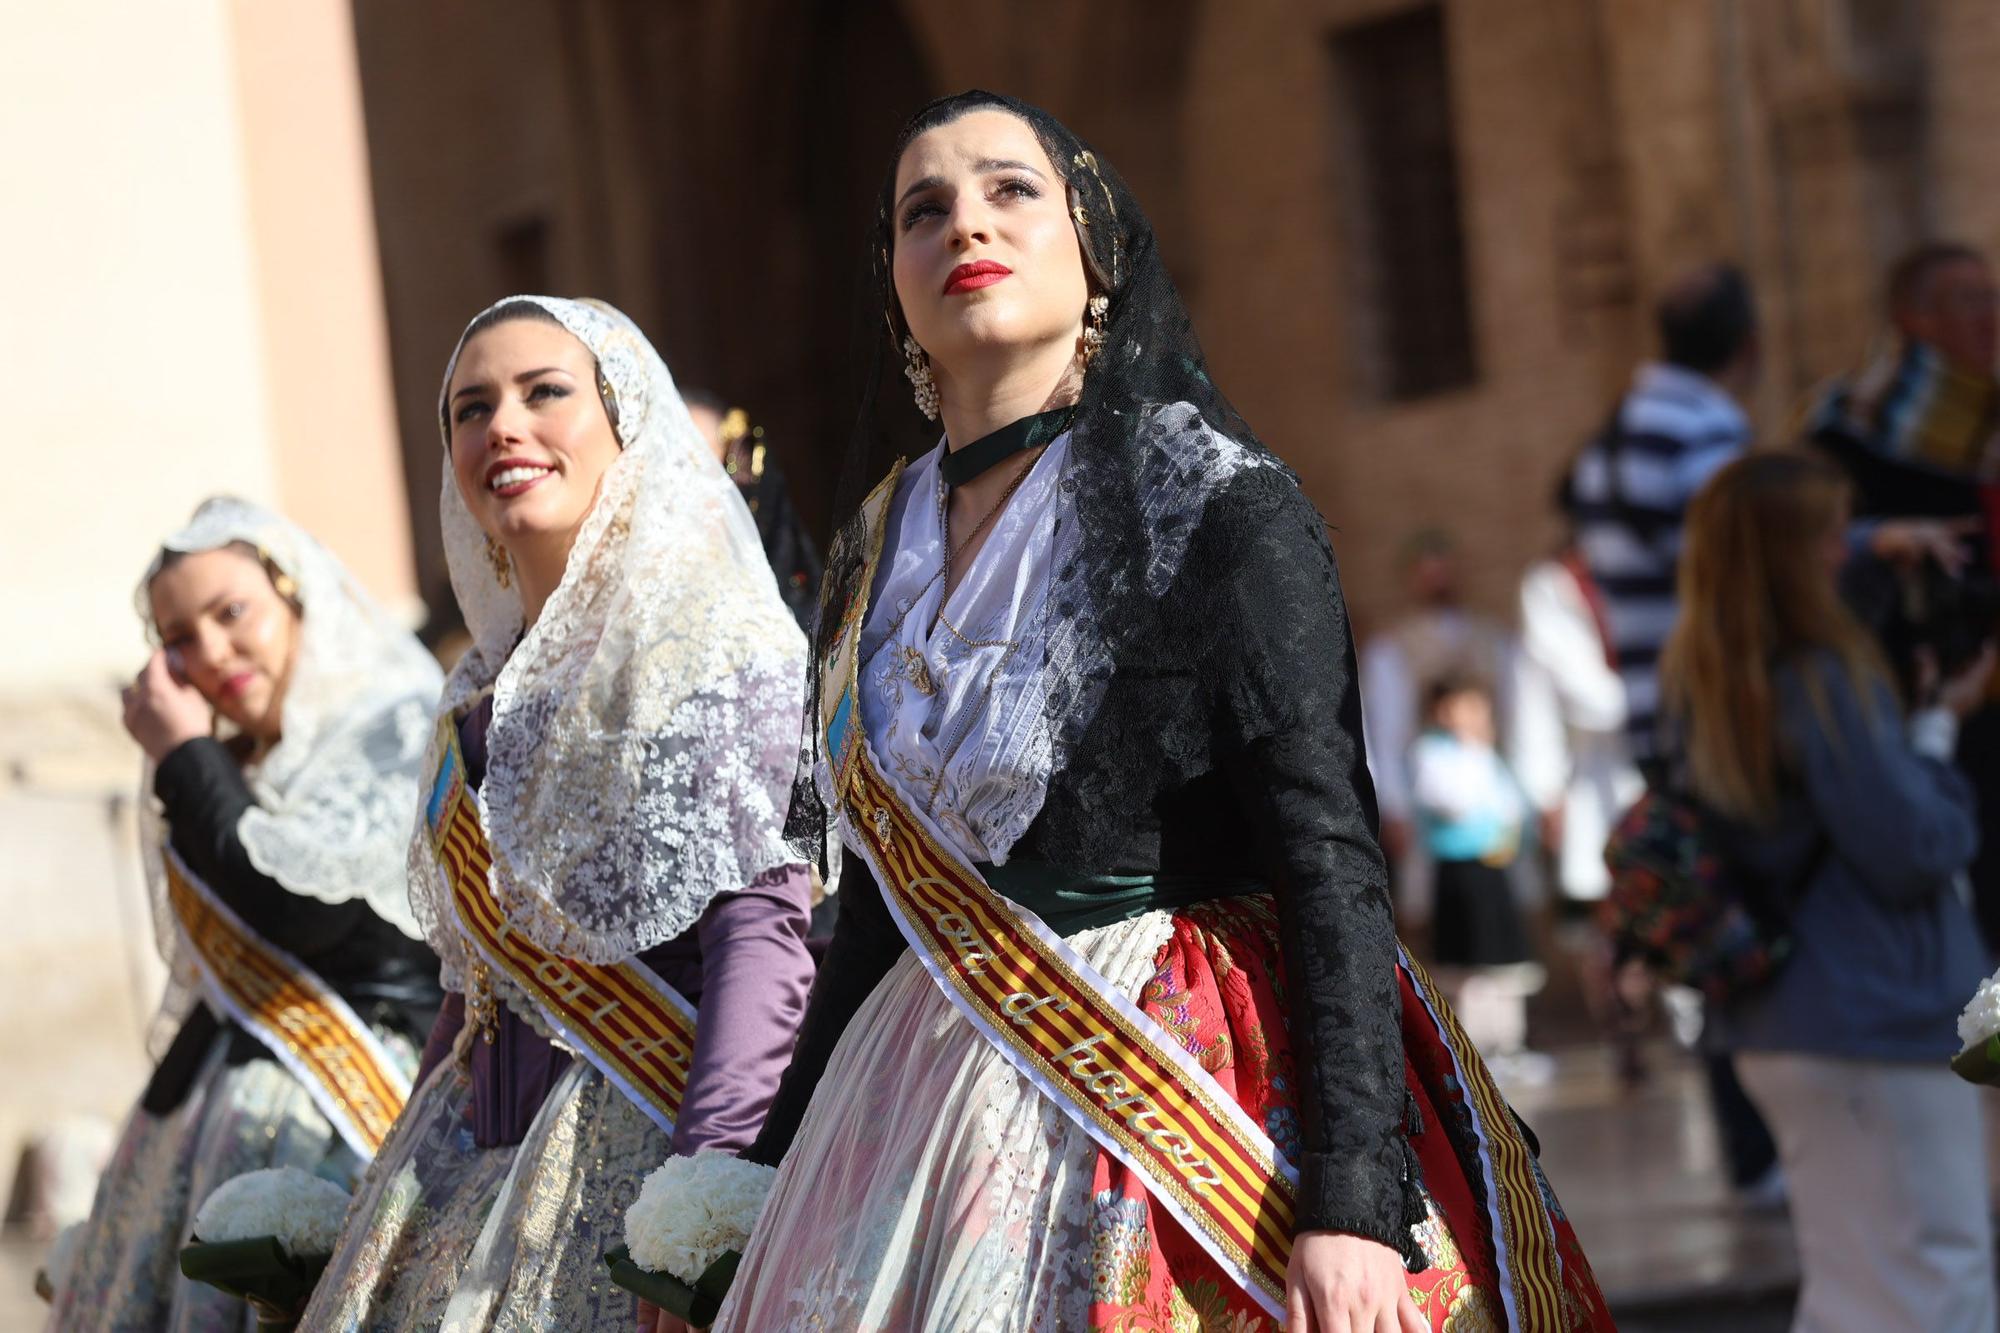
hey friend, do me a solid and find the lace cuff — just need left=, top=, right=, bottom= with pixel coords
left=1294, top=1147, right=1424, bottom=1270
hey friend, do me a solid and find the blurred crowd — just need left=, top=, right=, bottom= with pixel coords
left=1357, top=241, right=2000, bottom=1328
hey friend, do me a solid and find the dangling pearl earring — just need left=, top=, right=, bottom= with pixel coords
left=903, top=336, right=940, bottom=421
left=1080, top=294, right=1110, bottom=368
left=485, top=533, right=513, bottom=588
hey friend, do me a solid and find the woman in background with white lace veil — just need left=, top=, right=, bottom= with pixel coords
left=47, top=497, right=443, bottom=1331
left=299, top=296, right=814, bottom=1331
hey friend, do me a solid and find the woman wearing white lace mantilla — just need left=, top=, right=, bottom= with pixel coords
left=48, top=498, right=443, bottom=1332
left=297, top=297, right=814, bottom=1331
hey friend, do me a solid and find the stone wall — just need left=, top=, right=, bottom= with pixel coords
left=350, top=0, right=1996, bottom=636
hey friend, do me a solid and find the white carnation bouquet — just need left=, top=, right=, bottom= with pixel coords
left=181, top=1167, right=353, bottom=1329
left=193, top=1167, right=352, bottom=1256
left=605, top=1151, right=777, bottom=1325
left=1955, top=968, right=2000, bottom=1084
left=1953, top=969, right=2000, bottom=1084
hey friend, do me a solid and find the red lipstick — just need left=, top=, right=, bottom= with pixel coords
left=485, top=456, right=555, bottom=498
left=944, top=260, right=1012, bottom=296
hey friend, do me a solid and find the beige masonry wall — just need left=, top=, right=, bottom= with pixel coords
left=1, top=1, right=279, bottom=695
left=229, top=0, right=416, bottom=616
left=0, top=0, right=415, bottom=699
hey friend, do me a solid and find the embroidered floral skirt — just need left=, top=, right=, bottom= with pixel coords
left=713, top=900, right=1612, bottom=1332
left=47, top=1031, right=375, bottom=1333
left=297, top=1052, right=664, bottom=1331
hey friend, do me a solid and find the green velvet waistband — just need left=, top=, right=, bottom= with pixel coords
left=975, top=860, right=1264, bottom=937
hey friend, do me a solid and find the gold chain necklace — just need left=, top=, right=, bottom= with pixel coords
left=941, top=448, right=1039, bottom=595
left=871, top=448, right=1043, bottom=694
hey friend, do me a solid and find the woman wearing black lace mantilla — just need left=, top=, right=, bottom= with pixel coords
left=709, top=93, right=1612, bottom=1332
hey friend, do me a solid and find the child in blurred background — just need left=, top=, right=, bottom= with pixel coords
left=1411, top=673, right=1552, bottom=1085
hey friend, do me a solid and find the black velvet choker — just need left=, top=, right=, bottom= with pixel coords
left=938, top=407, right=1075, bottom=487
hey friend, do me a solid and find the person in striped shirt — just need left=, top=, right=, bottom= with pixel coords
left=1567, top=263, right=1759, bottom=771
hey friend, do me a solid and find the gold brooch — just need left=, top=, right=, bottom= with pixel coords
left=466, top=959, right=499, bottom=1047
left=899, top=645, right=936, bottom=695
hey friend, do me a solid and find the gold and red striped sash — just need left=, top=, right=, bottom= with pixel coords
left=839, top=743, right=1296, bottom=1314
left=164, top=850, right=409, bottom=1157
left=1400, top=950, right=1565, bottom=1329
left=423, top=717, right=698, bottom=1133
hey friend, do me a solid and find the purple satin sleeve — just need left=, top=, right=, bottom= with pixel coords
left=645, top=864, right=815, bottom=1156
left=413, top=993, right=576, bottom=1149
left=441, top=695, right=812, bottom=1150
left=435, top=865, right=814, bottom=1152
left=415, top=992, right=466, bottom=1086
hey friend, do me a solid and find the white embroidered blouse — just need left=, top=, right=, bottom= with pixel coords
left=854, top=434, right=1073, bottom=864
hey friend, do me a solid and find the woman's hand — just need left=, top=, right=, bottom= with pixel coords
left=635, top=1298, right=695, bottom=1333
left=1866, top=517, right=1978, bottom=574
left=120, top=648, right=211, bottom=762
left=1285, top=1230, right=1424, bottom=1333
left=1939, top=640, right=2000, bottom=719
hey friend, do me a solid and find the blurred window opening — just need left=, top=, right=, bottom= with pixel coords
left=1329, top=4, right=1477, bottom=402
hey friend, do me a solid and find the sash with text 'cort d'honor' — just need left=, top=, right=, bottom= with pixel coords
left=816, top=459, right=1569, bottom=1326
left=423, top=716, right=698, bottom=1134
left=164, top=848, right=411, bottom=1157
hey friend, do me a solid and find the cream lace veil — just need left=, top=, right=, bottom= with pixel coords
left=412, top=295, right=806, bottom=983
left=135, top=494, right=443, bottom=998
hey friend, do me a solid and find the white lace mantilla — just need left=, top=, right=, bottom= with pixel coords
left=413, top=296, right=806, bottom=984
left=136, top=497, right=442, bottom=946
left=134, top=497, right=443, bottom=1050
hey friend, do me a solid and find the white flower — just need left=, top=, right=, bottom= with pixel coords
left=1959, top=969, right=2000, bottom=1048
left=193, top=1166, right=352, bottom=1258
left=42, top=1221, right=84, bottom=1296
left=623, top=1152, right=776, bottom=1282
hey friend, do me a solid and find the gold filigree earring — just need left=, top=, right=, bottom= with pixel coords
left=597, top=369, right=620, bottom=434
left=255, top=546, right=299, bottom=604
left=485, top=533, right=513, bottom=588
left=1080, top=294, right=1110, bottom=368
left=902, top=336, right=940, bottom=421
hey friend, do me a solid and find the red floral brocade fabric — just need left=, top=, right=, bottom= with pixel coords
left=1086, top=898, right=1614, bottom=1331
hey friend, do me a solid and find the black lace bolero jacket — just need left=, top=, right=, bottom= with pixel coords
left=750, top=464, right=1418, bottom=1259
left=142, top=737, right=443, bottom=1115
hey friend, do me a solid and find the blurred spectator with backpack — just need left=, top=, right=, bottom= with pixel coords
left=1662, top=450, right=1994, bottom=1333
left=1567, top=262, right=1777, bottom=1184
